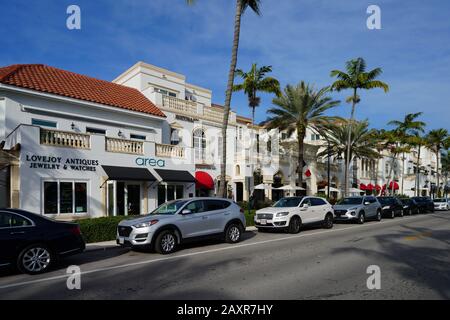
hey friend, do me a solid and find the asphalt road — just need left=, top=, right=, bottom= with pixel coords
left=1, top=211, right=449, bottom=300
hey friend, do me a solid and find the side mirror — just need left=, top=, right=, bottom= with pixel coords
left=301, top=203, right=309, bottom=209
left=181, top=209, right=192, bottom=215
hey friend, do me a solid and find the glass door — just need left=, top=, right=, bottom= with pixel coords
left=126, top=184, right=141, bottom=216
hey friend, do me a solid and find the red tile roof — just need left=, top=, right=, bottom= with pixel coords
left=0, top=64, right=166, bottom=118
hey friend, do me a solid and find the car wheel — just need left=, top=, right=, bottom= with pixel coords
left=390, top=210, right=395, bottom=219
left=323, top=213, right=334, bottom=229
left=288, top=216, right=301, bottom=234
left=399, top=209, right=404, bottom=217
left=357, top=212, right=365, bottom=224
left=154, top=230, right=177, bottom=255
left=376, top=210, right=382, bottom=222
left=225, top=223, right=243, bottom=244
left=17, top=244, right=53, bottom=275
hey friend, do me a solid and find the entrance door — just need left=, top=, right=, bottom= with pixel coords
left=126, top=184, right=141, bottom=216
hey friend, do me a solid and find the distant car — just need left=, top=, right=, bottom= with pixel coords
left=377, top=197, right=405, bottom=218
left=433, top=198, right=449, bottom=211
left=333, top=196, right=382, bottom=224
left=0, top=209, right=85, bottom=274
left=400, top=198, right=420, bottom=215
left=117, top=198, right=246, bottom=254
left=254, top=197, right=334, bottom=234
left=411, top=197, right=435, bottom=213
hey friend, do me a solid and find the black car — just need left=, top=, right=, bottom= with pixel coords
left=400, top=198, right=420, bottom=215
left=377, top=197, right=404, bottom=218
left=411, top=197, right=435, bottom=213
left=0, top=209, right=85, bottom=274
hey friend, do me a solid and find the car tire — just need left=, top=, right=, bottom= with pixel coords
left=17, top=244, right=54, bottom=275
left=154, top=230, right=177, bottom=255
left=390, top=210, right=395, bottom=219
left=399, top=209, right=404, bottom=217
left=288, top=216, right=301, bottom=234
left=357, top=212, right=365, bottom=224
left=323, top=213, right=334, bottom=229
left=225, top=223, right=243, bottom=244
left=376, top=210, right=382, bottom=222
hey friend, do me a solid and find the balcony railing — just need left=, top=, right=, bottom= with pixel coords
left=40, top=129, right=90, bottom=149
left=156, top=143, right=185, bottom=159
left=106, top=137, right=144, bottom=155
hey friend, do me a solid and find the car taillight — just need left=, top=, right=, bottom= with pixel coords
left=70, top=226, right=81, bottom=235
left=240, top=208, right=244, bottom=214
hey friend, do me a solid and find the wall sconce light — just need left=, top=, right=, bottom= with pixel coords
left=71, top=122, right=76, bottom=130
left=118, top=130, right=123, bottom=137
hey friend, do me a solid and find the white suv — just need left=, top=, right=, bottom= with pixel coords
left=254, top=197, right=334, bottom=234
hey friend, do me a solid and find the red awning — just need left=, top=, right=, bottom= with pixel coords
left=375, top=185, right=382, bottom=191
left=360, top=183, right=367, bottom=190
left=195, top=171, right=214, bottom=190
left=389, top=181, right=400, bottom=190
left=367, top=184, right=375, bottom=191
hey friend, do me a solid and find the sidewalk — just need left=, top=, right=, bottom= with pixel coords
left=85, top=226, right=257, bottom=252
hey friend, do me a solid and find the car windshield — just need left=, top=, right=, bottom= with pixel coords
left=412, top=197, right=424, bottom=202
left=151, top=200, right=188, bottom=215
left=337, top=197, right=363, bottom=205
left=377, top=197, right=393, bottom=205
left=400, top=199, right=410, bottom=204
left=273, top=197, right=303, bottom=208
left=434, top=199, right=446, bottom=203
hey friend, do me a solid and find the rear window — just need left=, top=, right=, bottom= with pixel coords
left=311, top=198, right=327, bottom=206
left=377, top=197, right=394, bottom=205
left=204, top=200, right=231, bottom=211
left=0, top=212, right=32, bottom=228
left=434, top=199, right=446, bottom=203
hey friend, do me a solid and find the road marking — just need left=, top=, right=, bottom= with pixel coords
left=0, top=213, right=439, bottom=290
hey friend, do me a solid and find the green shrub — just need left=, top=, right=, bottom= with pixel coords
left=77, top=216, right=130, bottom=243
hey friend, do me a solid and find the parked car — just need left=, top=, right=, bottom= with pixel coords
left=254, top=196, right=334, bottom=234
left=400, top=198, right=420, bottom=215
left=377, top=197, right=405, bottom=218
left=411, top=197, right=435, bottom=213
left=333, top=196, right=382, bottom=224
left=433, top=198, right=449, bottom=211
left=117, top=198, right=246, bottom=254
left=0, top=209, right=85, bottom=274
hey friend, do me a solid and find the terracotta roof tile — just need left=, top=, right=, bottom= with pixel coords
left=0, top=64, right=166, bottom=118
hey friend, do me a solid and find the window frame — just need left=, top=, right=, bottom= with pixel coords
left=41, top=179, right=89, bottom=216
left=0, top=211, right=35, bottom=229
left=31, top=118, right=57, bottom=128
left=86, top=127, right=106, bottom=135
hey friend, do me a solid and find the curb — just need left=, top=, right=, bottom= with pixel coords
left=85, top=226, right=258, bottom=252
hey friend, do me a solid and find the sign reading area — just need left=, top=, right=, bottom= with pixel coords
left=135, top=157, right=166, bottom=168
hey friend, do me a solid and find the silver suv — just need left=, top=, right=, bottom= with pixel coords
left=333, top=196, right=382, bottom=224
left=117, top=198, right=246, bottom=254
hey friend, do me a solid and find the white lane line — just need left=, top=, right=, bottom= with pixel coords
left=0, top=214, right=436, bottom=290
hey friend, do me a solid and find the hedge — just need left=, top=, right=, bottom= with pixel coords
left=77, top=211, right=256, bottom=244
left=77, top=216, right=130, bottom=244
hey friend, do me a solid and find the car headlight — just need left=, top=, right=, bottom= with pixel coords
left=133, top=220, right=159, bottom=228
left=276, top=212, right=290, bottom=217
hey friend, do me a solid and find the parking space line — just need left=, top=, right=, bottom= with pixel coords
left=0, top=213, right=439, bottom=290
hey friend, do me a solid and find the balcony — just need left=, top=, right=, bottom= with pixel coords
left=161, top=95, right=234, bottom=124
left=156, top=143, right=185, bottom=159
left=40, top=129, right=90, bottom=149
left=105, top=137, right=144, bottom=155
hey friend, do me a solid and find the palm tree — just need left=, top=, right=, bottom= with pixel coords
left=407, top=132, right=428, bottom=196
left=441, top=151, right=450, bottom=197
left=187, top=0, right=262, bottom=197
left=317, top=120, right=380, bottom=193
left=265, top=82, right=340, bottom=192
left=426, top=129, right=449, bottom=197
left=388, top=112, right=426, bottom=194
left=233, top=63, right=281, bottom=129
left=330, top=58, right=389, bottom=196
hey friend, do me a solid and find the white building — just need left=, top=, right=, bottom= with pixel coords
left=0, top=62, right=441, bottom=220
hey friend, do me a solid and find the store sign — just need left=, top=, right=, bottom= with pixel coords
left=176, top=115, right=198, bottom=123
left=25, top=155, right=99, bottom=172
left=135, top=157, right=166, bottom=168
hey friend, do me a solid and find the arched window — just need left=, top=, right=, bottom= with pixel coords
left=193, top=129, right=206, bottom=162
left=235, top=165, right=241, bottom=176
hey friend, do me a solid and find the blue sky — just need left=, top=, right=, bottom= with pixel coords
left=1, top=0, right=449, bottom=131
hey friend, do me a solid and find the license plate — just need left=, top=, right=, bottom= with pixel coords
left=260, top=219, right=267, bottom=225
left=119, top=237, right=125, bottom=245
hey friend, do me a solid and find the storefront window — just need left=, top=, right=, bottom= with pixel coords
left=167, top=185, right=176, bottom=201
left=158, top=185, right=185, bottom=206
left=60, top=182, right=73, bottom=214
left=44, top=182, right=58, bottom=214
left=43, top=180, right=88, bottom=215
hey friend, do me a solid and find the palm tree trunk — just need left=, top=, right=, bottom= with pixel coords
left=345, top=88, right=357, bottom=196
left=436, top=149, right=440, bottom=198
left=297, top=129, right=305, bottom=194
left=401, top=152, right=405, bottom=195
left=416, top=145, right=421, bottom=197
left=219, top=0, right=242, bottom=198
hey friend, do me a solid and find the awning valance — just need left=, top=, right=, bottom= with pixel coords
left=155, top=169, right=196, bottom=183
left=196, top=171, right=214, bottom=190
left=102, top=166, right=156, bottom=181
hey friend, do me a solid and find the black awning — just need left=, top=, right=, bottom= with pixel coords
left=155, top=169, right=196, bottom=183
left=102, top=166, right=157, bottom=181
